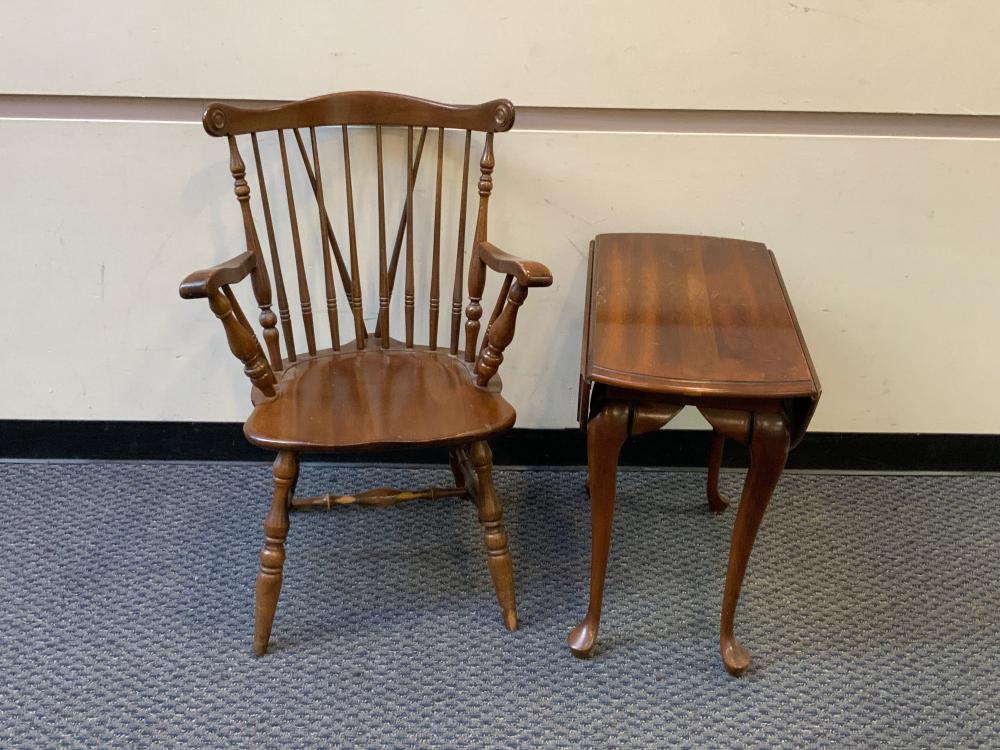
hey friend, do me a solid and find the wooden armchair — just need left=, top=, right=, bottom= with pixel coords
left=179, top=92, right=552, bottom=655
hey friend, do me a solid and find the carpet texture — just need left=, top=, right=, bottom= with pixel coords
left=0, top=462, right=997, bottom=748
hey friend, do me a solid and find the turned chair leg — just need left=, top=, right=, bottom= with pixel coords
left=567, top=402, right=630, bottom=657
left=707, top=429, right=730, bottom=513
left=719, top=412, right=789, bottom=675
left=253, top=450, right=298, bottom=656
left=468, top=441, right=518, bottom=631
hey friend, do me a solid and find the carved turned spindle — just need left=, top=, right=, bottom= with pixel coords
left=376, top=125, right=389, bottom=348
left=208, top=286, right=276, bottom=398
left=341, top=125, right=366, bottom=348
left=227, top=136, right=281, bottom=371
left=309, top=128, right=340, bottom=351
left=480, top=273, right=513, bottom=360
left=405, top=126, right=416, bottom=348
left=251, top=133, right=295, bottom=365
left=465, top=132, right=494, bottom=362
left=429, top=127, right=445, bottom=349
left=476, top=280, right=527, bottom=386
left=290, top=485, right=469, bottom=511
left=278, top=130, right=316, bottom=356
left=450, top=130, right=472, bottom=355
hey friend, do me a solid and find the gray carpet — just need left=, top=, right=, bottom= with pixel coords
left=0, top=461, right=997, bottom=748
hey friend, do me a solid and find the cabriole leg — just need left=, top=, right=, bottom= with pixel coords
left=469, top=441, right=518, bottom=631
left=567, top=402, right=630, bottom=657
left=719, top=412, right=789, bottom=675
left=253, top=450, right=298, bottom=656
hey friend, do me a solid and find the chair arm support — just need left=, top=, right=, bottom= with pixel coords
left=178, top=252, right=257, bottom=299
left=473, top=280, right=530, bottom=387
left=179, top=254, right=277, bottom=399
left=472, top=244, right=553, bottom=386
left=477, top=241, right=552, bottom=288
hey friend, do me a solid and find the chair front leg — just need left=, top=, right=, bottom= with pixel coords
left=253, top=450, right=298, bottom=655
left=719, top=411, right=789, bottom=675
left=468, top=441, right=518, bottom=631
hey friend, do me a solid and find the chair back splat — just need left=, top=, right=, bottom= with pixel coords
left=203, top=91, right=516, bottom=359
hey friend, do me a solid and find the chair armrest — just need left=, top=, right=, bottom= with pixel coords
left=178, top=251, right=277, bottom=399
left=179, top=252, right=256, bottom=299
left=478, top=242, right=552, bottom=288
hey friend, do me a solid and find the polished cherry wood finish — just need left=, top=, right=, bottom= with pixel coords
left=568, top=233, right=820, bottom=675
left=245, top=341, right=516, bottom=452
left=180, top=91, right=550, bottom=655
left=584, top=233, right=816, bottom=401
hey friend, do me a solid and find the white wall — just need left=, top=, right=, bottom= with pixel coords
left=2, top=2, right=999, bottom=433
left=4, top=1, right=1000, bottom=113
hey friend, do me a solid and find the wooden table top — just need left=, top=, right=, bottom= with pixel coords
left=582, top=233, right=820, bottom=400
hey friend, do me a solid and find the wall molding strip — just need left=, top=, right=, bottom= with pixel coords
left=3, top=94, right=1000, bottom=139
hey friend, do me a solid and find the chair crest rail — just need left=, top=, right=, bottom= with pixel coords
left=204, top=91, right=514, bottom=137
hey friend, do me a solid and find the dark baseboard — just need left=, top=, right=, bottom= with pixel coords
left=1, top=420, right=998, bottom=471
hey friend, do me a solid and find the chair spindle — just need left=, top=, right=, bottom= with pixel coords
left=374, top=127, right=427, bottom=341
left=341, top=125, right=366, bottom=348
left=450, top=130, right=472, bottom=355
left=429, top=127, right=444, bottom=350
left=227, top=135, right=281, bottom=370
left=213, top=285, right=277, bottom=397
left=376, top=125, right=389, bottom=348
left=251, top=133, right=295, bottom=365
left=292, top=129, right=354, bottom=304
left=310, top=127, right=340, bottom=351
left=405, top=126, right=415, bottom=348
left=465, top=132, right=494, bottom=362
left=277, top=129, right=317, bottom=356
left=481, top=273, right=513, bottom=359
